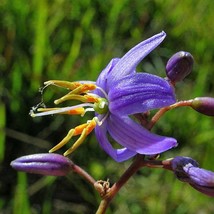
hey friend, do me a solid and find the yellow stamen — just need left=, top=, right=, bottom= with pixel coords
left=49, top=129, right=75, bottom=153
left=63, top=129, right=87, bottom=156
left=35, top=80, right=107, bottom=156
left=44, top=80, right=96, bottom=95
left=54, top=94, right=99, bottom=105
left=64, top=119, right=96, bottom=156
left=49, top=118, right=97, bottom=156
left=67, top=107, right=85, bottom=115
left=70, top=84, right=96, bottom=95
left=44, top=80, right=82, bottom=90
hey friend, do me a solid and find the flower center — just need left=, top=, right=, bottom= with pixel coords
left=30, top=80, right=109, bottom=156
left=93, top=98, right=109, bottom=114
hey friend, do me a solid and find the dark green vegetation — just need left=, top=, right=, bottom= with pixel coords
left=1, top=0, right=214, bottom=213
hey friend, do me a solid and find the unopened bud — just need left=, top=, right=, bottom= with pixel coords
left=166, top=51, right=194, bottom=82
left=171, top=156, right=199, bottom=182
left=171, top=156, right=214, bottom=197
left=11, top=153, right=74, bottom=176
left=191, top=97, right=214, bottom=116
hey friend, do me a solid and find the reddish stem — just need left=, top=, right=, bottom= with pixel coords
left=70, top=164, right=96, bottom=185
left=96, top=100, right=193, bottom=213
left=96, top=155, right=145, bottom=214
left=147, top=100, right=193, bottom=130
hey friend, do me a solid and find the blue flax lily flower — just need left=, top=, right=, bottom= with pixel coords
left=30, top=31, right=177, bottom=162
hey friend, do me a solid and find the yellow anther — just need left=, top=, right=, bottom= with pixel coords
left=69, top=83, right=97, bottom=95
left=85, top=95, right=99, bottom=103
left=44, top=80, right=96, bottom=95
left=49, top=129, right=75, bottom=153
left=80, top=83, right=97, bottom=92
left=48, top=118, right=97, bottom=156
left=73, top=123, right=89, bottom=135
left=67, top=107, right=85, bottom=115
left=44, top=80, right=82, bottom=90
left=37, top=107, right=59, bottom=112
left=54, top=94, right=99, bottom=105
left=64, top=119, right=96, bottom=156
left=63, top=129, right=87, bottom=156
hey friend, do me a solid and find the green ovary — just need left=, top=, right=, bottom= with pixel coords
left=93, top=98, right=109, bottom=114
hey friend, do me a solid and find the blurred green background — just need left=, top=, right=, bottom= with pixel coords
left=1, top=0, right=214, bottom=213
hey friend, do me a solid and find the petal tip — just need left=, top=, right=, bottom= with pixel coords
left=161, top=30, right=166, bottom=37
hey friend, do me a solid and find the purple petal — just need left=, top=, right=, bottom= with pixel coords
left=183, top=165, right=214, bottom=187
left=11, top=153, right=73, bottom=176
left=108, top=73, right=176, bottom=115
left=96, top=58, right=120, bottom=94
left=95, top=121, right=137, bottom=162
left=107, top=114, right=177, bottom=154
left=108, top=31, right=166, bottom=85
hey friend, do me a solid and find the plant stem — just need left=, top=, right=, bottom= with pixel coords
left=70, top=164, right=96, bottom=185
left=96, top=100, right=188, bottom=213
left=96, top=155, right=145, bottom=214
left=95, top=156, right=174, bottom=213
left=147, top=100, right=193, bottom=130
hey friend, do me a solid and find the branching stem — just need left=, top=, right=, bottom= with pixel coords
left=95, top=100, right=193, bottom=213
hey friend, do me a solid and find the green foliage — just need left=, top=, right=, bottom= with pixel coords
left=0, top=103, right=5, bottom=161
left=13, top=172, right=31, bottom=214
left=1, top=0, right=214, bottom=213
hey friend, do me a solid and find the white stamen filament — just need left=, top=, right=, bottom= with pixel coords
left=30, top=103, right=94, bottom=117
left=96, top=86, right=108, bottom=99
left=81, top=108, right=95, bottom=116
left=94, top=112, right=109, bottom=126
left=78, top=80, right=96, bottom=85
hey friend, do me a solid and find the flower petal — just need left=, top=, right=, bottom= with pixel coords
left=96, top=58, right=120, bottom=94
left=108, top=73, right=176, bottom=115
left=183, top=164, right=214, bottom=187
left=107, top=114, right=177, bottom=154
left=95, top=121, right=137, bottom=162
left=109, top=31, right=166, bottom=84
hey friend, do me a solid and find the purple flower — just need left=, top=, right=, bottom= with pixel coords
left=30, top=31, right=177, bottom=162
left=171, top=156, right=214, bottom=197
left=11, top=153, right=73, bottom=176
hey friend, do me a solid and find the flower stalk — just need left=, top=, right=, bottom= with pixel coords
left=96, top=155, right=146, bottom=214
left=147, top=99, right=193, bottom=130
left=96, top=155, right=173, bottom=213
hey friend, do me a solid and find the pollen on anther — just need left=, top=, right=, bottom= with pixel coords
left=67, top=107, right=85, bottom=115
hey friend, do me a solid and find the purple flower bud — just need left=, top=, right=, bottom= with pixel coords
left=11, top=153, right=74, bottom=176
left=171, top=156, right=214, bottom=197
left=166, top=51, right=194, bottom=82
left=191, top=97, right=214, bottom=116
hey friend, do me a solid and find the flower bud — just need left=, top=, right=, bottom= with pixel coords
left=191, top=97, right=214, bottom=116
left=171, top=156, right=214, bottom=197
left=11, top=153, right=74, bottom=176
left=171, top=156, right=199, bottom=182
left=166, top=51, right=194, bottom=82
